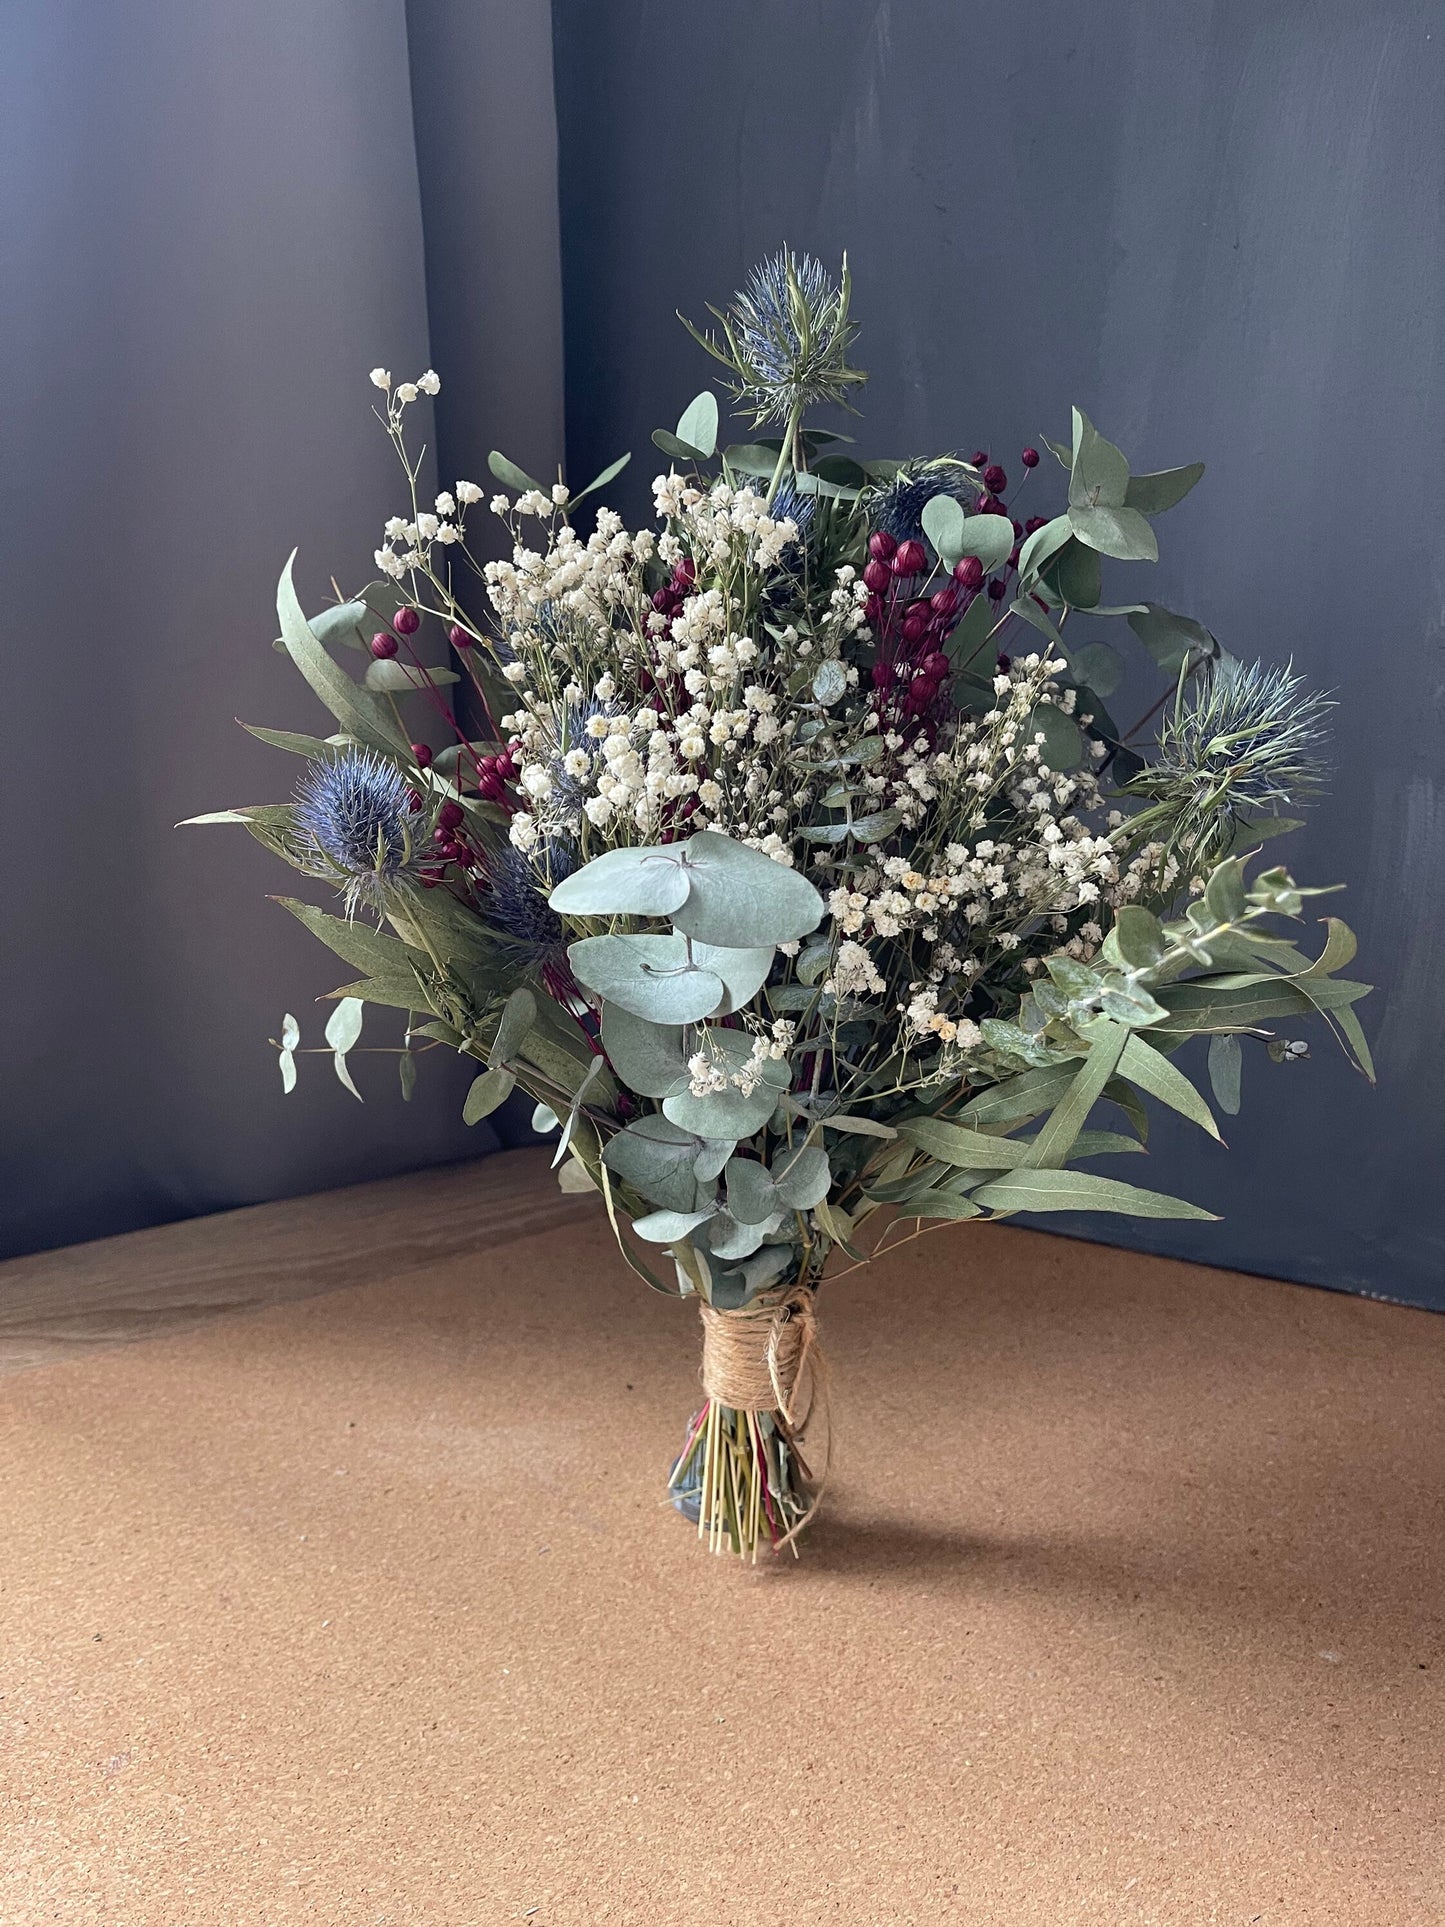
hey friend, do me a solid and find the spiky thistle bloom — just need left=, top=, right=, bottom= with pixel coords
left=477, top=842, right=572, bottom=978
left=1127, top=656, right=1332, bottom=867
left=682, top=249, right=867, bottom=429
left=864, top=457, right=980, bottom=546
left=294, top=750, right=420, bottom=913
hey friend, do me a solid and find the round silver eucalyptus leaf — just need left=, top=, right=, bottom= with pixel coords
left=569, top=933, right=726, bottom=1024
left=548, top=843, right=692, bottom=920
left=669, top=831, right=824, bottom=947
left=599, top=1004, right=689, bottom=1098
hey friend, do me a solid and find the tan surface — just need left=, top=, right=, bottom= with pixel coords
left=1, top=1150, right=1441, bottom=1925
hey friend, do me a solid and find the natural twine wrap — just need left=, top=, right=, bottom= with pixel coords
left=693, top=1286, right=830, bottom=1554
left=699, top=1285, right=817, bottom=1420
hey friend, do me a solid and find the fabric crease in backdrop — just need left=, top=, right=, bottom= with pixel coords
left=2, top=0, right=1442, bottom=1313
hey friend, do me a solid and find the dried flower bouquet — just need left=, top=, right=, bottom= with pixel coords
left=192, top=251, right=1372, bottom=1559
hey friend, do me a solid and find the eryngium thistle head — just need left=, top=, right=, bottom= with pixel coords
left=294, top=750, right=418, bottom=911
left=683, top=248, right=867, bottom=428
left=865, top=457, right=979, bottom=546
left=1132, top=656, right=1332, bottom=864
left=479, top=843, right=570, bottom=973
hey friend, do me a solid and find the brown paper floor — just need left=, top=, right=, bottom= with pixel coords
left=1, top=1150, right=1441, bottom=1925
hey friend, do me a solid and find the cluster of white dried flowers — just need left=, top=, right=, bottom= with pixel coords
left=478, top=478, right=864, bottom=858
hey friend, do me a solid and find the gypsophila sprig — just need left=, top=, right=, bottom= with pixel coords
left=188, top=248, right=1373, bottom=1562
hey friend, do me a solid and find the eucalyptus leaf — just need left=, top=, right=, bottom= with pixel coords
left=704, top=1209, right=781, bottom=1261
left=652, top=428, right=710, bottom=464
left=972, top=1169, right=1217, bottom=1220
left=771, top=1144, right=831, bottom=1209
left=532, top=1102, right=560, bottom=1133
left=1124, top=463, right=1204, bottom=514
left=676, top=391, right=719, bottom=459
left=570, top=934, right=725, bottom=1024
left=1207, top=1033, right=1243, bottom=1116
left=278, top=1048, right=297, bottom=1094
left=324, top=997, right=364, bottom=1055
left=631, top=1206, right=718, bottom=1245
left=1015, top=515, right=1073, bottom=586
left=1068, top=409, right=1130, bottom=510
left=599, top=1004, right=689, bottom=1098
left=920, top=493, right=967, bottom=561
left=603, top=1117, right=706, bottom=1213
left=463, top=1065, right=514, bottom=1124
left=487, top=450, right=543, bottom=493
left=1045, top=538, right=1103, bottom=610
left=1071, top=641, right=1123, bottom=697
left=1127, top=603, right=1218, bottom=674
left=491, top=986, right=537, bottom=1067
left=812, top=658, right=848, bottom=705
left=953, top=513, right=1014, bottom=574
left=572, top=452, right=632, bottom=502
left=550, top=844, right=691, bottom=920
left=1118, top=1033, right=1221, bottom=1140
left=668, top=832, right=824, bottom=948
left=1068, top=504, right=1158, bottom=563
left=363, top=659, right=461, bottom=692
left=276, top=555, right=410, bottom=755
left=724, top=1156, right=779, bottom=1225
left=1026, top=703, right=1084, bottom=770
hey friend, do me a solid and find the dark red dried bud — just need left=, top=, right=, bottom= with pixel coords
left=392, top=607, right=420, bottom=635
left=868, top=529, right=898, bottom=561
left=369, top=631, right=398, bottom=659
left=673, top=556, right=696, bottom=586
left=904, top=680, right=934, bottom=715
left=953, top=556, right=985, bottom=589
left=901, top=613, right=927, bottom=644
left=1024, top=515, right=1048, bottom=535
left=411, top=743, right=432, bottom=768
left=651, top=587, right=675, bottom=613
left=863, top=557, right=892, bottom=593
left=987, top=577, right=1007, bottom=602
left=893, top=538, right=928, bottom=576
left=437, top=801, right=464, bottom=832
left=1021, top=447, right=1040, bottom=468
left=983, top=464, right=1007, bottom=493
left=970, top=449, right=989, bottom=467
left=930, top=584, right=961, bottom=617
left=997, top=652, right=1012, bottom=672
left=871, top=658, right=892, bottom=689
left=1008, top=544, right=1022, bottom=568
left=448, top=624, right=473, bottom=650
left=923, top=651, right=950, bottom=679
left=406, top=788, right=425, bottom=813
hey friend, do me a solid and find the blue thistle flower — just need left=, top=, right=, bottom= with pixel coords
left=865, top=458, right=978, bottom=547
left=1127, top=655, right=1332, bottom=866
left=767, top=475, right=818, bottom=547
left=683, top=248, right=867, bottom=428
left=294, top=750, right=419, bottom=912
left=479, top=842, right=573, bottom=976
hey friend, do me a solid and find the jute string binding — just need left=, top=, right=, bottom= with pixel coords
left=698, top=1286, right=830, bottom=1547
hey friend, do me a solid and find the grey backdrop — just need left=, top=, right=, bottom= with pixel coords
left=0, top=0, right=561, bottom=1258
left=550, top=0, right=1443, bottom=1308
left=5, top=2, right=1442, bottom=1311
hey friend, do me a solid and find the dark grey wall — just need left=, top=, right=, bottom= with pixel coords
left=0, top=1, right=562, bottom=1258
left=552, top=0, right=1445, bottom=1307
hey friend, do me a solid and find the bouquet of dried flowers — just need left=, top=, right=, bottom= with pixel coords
left=191, top=250, right=1372, bottom=1560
